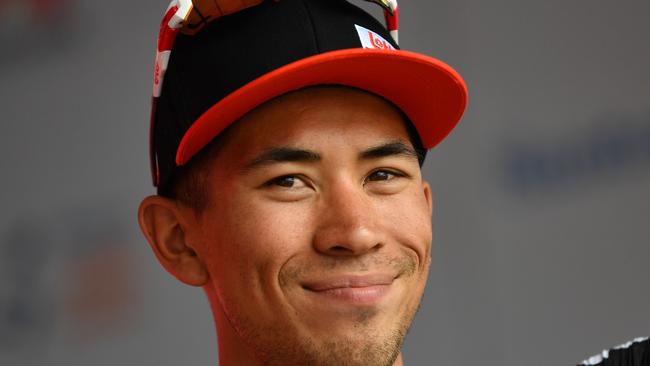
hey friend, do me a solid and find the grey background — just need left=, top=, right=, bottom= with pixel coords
left=0, top=0, right=648, bottom=365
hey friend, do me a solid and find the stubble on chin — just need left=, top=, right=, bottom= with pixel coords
left=252, top=319, right=409, bottom=366
left=224, top=251, right=424, bottom=366
left=242, top=279, right=422, bottom=366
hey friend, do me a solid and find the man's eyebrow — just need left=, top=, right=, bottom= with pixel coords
left=359, top=140, right=420, bottom=161
left=243, top=147, right=321, bottom=171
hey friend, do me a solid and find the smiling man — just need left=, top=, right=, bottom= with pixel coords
left=138, top=0, right=467, bottom=365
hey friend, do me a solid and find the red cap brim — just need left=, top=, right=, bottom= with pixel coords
left=176, top=48, right=468, bottom=165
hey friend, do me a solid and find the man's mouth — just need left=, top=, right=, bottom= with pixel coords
left=301, top=273, right=397, bottom=306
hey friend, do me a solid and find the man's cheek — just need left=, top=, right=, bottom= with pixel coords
left=209, top=204, right=313, bottom=287
left=380, top=196, right=431, bottom=241
left=244, top=202, right=315, bottom=247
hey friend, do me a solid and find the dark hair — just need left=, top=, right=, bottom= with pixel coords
left=160, top=86, right=427, bottom=211
left=159, top=125, right=233, bottom=211
left=399, top=109, right=428, bottom=166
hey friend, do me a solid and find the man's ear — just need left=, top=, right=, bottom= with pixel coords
left=422, top=180, right=433, bottom=216
left=138, top=195, right=208, bottom=287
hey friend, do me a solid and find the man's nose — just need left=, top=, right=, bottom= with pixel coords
left=311, top=181, right=384, bottom=256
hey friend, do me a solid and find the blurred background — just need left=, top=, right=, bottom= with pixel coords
left=0, top=0, right=647, bottom=365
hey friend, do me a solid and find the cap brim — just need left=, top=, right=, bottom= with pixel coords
left=176, top=48, right=468, bottom=165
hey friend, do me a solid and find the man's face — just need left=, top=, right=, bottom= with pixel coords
left=189, top=87, right=433, bottom=366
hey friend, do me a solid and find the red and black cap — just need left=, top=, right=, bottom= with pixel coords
left=150, top=0, right=468, bottom=193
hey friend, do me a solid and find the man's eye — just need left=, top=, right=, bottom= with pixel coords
left=367, top=170, right=400, bottom=182
left=266, top=175, right=307, bottom=188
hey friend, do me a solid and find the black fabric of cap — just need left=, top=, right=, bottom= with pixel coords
left=154, top=0, right=400, bottom=193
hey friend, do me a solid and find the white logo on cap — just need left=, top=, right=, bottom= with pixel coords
left=355, top=24, right=395, bottom=50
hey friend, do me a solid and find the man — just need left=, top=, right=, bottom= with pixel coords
left=137, top=0, right=467, bottom=365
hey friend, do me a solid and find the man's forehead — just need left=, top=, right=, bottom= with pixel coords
left=209, top=87, right=412, bottom=164
left=231, top=87, right=409, bottom=143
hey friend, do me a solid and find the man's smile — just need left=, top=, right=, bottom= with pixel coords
left=301, top=273, right=399, bottom=307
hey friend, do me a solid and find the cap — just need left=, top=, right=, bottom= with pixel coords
left=150, top=0, right=468, bottom=193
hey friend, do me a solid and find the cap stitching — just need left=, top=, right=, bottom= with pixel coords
left=299, top=0, right=322, bottom=53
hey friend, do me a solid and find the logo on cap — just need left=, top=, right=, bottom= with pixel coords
left=355, top=24, right=395, bottom=50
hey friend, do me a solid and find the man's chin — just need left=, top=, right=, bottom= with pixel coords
left=288, top=314, right=409, bottom=366
left=229, top=297, right=416, bottom=366
left=302, top=307, right=395, bottom=336
left=276, top=332, right=404, bottom=366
